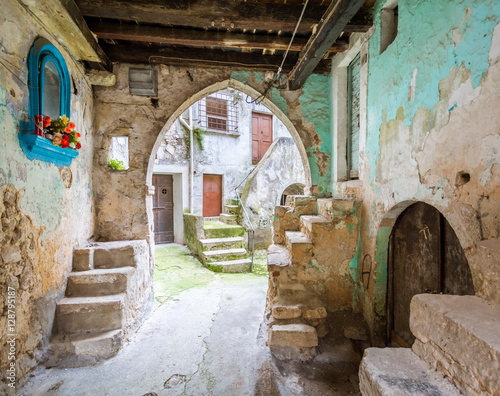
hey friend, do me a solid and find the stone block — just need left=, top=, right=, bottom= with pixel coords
left=359, top=348, right=460, bottom=396
left=469, top=238, right=500, bottom=303
left=269, top=324, right=318, bottom=348
left=72, top=247, right=94, bottom=272
left=410, top=294, right=500, bottom=396
left=1, top=245, right=21, bottom=263
left=66, top=267, right=133, bottom=297
left=267, top=244, right=289, bottom=272
left=272, top=304, right=302, bottom=320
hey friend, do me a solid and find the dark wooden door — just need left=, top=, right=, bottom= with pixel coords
left=153, top=174, right=174, bottom=244
left=388, top=202, right=474, bottom=346
left=252, top=112, right=272, bottom=165
left=203, top=174, right=222, bottom=217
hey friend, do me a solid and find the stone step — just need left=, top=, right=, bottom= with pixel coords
left=277, top=282, right=307, bottom=297
left=316, top=198, right=357, bottom=221
left=204, top=221, right=246, bottom=238
left=219, top=213, right=238, bottom=225
left=272, top=294, right=327, bottom=321
left=46, top=329, right=123, bottom=368
left=267, top=244, right=290, bottom=272
left=285, top=195, right=317, bottom=215
left=224, top=204, right=241, bottom=215
left=56, top=294, right=124, bottom=335
left=72, top=247, right=94, bottom=272
left=93, top=241, right=138, bottom=269
left=285, top=231, right=313, bottom=266
left=300, top=215, right=331, bottom=240
left=269, top=324, right=318, bottom=360
left=202, top=248, right=248, bottom=264
left=205, top=258, right=252, bottom=273
left=66, top=267, right=134, bottom=297
left=199, top=236, right=245, bottom=252
left=410, top=294, right=500, bottom=396
left=359, top=347, right=460, bottom=396
left=227, top=198, right=239, bottom=206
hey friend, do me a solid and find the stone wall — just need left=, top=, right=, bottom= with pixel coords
left=0, top=0, right=95, bottom=389
left=241, top=137, right=306, bottom=248
left=331, top=0, right=500, bottom=341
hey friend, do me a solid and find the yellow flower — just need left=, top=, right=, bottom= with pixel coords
left=61, top=115, right=69, bottom=124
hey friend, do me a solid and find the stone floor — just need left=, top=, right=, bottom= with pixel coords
left=19, top=244, right=361, bottom=396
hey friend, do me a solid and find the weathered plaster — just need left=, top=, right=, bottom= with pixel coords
left=0, top=0, right=95, bottom=388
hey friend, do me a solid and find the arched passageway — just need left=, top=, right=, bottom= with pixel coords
left=387, top=202, right=475, bottom=346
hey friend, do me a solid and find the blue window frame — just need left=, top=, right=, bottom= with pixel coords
left=19, top=38, right=77, bottom=167
left=28, top=37, right=71, bottom=124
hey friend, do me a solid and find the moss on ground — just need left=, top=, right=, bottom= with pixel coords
left=154, top=244, right=269, bottom=306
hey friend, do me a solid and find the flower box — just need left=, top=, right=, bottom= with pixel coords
left=19, top=133, right=79, bottom=167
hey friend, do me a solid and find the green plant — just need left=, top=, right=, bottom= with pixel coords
left=108, top=158, right=126, bottom=170
left=182, top=124, right=205, bottom=151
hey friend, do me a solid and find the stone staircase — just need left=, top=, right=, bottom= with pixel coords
left=359, top=293, right=500, bottom=395
left=267, top=195, right=362, bottom=360
left=198, top=199, right=252, bottom=273
left=45, top=240, right=152, bottom=368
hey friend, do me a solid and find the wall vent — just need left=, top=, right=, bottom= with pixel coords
left=129, top=67, right=157, bottom=96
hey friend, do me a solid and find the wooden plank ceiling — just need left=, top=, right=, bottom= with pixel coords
left=75, top=0, right=373, bottom=89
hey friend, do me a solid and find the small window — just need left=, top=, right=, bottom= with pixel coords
left=380, top=1, right=398, bottom=54
left=129, top=67, right=157, bottom=96
left=28, top=38, right=71, bottom=126
left=198, top=91, right=238, bottom=133
left=109, top=136, right=129, bottom=170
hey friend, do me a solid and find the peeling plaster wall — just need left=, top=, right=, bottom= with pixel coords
left=93, top=65, right=330, bottom=246
left=332, top=0, right=500, bottom=341
left=0, top=0, right=95, bottom=388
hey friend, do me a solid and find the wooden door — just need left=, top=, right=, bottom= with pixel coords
left=388, top=202, right=474, bottom=346
left=153, top=174, right=174, bottom=244
left=252, top=112, right=273, bottom=165
left=203, top=174, right=222, bottom=217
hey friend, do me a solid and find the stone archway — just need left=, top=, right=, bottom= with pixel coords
left=371, top=200, right=479, bottom=342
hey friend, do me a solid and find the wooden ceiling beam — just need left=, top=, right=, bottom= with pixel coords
left=88, top=21, right=349, bottom=53
left=76, top=0, right=371, bottom=33
left=288, top=0, right=366, bottom=90
left=100, top=43, right=332, bottom=74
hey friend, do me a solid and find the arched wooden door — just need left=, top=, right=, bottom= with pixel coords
left=388, top=202, right=474, bottom=346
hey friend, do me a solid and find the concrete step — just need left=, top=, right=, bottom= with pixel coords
left=359, top=347, right=460, bottom=396
left=200, top=236, right=245, bottom=252
left=56, top=294, right=124, bottom=335
left=224, top=204, right=241, bottom=215
left=219, top=213, right=238, bottom=225
left=205, top=258, right=252, bottom=273
left=72, top=247, right=94, bottom=272
left=285, top=231, right=313, bottom=266
left=410, top=294, right=500, bottom=396
left=46, top=330, right=123, bottom=368
left=267, top=244, right=290, bottom=272
left=202, top=248, right=248, bottom=264
left=66, top=267, right=134, bottom=297
left=204, top=221, right=246, bottom=238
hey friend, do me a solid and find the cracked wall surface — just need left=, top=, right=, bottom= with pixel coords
left=332, top=0, right=500, bottom=341
left=0, top=0, right=95, bottom=389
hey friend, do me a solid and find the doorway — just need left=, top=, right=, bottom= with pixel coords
left=153, top=174, right=174, bottom=244
left=387, top=202, right=474, bottom=346
left=203, top=174, right=222, bottom=217
left=252, top=112, right=272, bottom=165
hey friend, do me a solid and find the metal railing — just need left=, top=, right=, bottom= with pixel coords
left=235, top=167, right=256, bottom=272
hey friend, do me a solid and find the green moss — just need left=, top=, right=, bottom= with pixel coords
left=203, top=221, right=245, bottom=238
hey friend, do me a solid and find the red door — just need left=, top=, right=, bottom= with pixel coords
left=153, top=174, right=174, bottom=244
left=203, top=174, right=222, bottom=217
left=252, top=112, right=273, bottom=165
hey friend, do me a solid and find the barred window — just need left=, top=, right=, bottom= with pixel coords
left=198, top=91, right=238, bottom=133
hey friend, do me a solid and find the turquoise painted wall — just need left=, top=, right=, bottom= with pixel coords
left=231, top=71, right=333, bottom=193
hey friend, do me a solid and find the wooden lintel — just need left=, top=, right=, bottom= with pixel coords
left=60, top=0, right=112, bottom=71
left=76, top=0, right=371, bottom=33
left=88, top=21, right=349, bottom=53
left=288, top=0, right=367, bottom=90
left=100, top=43, right=331, bottom=74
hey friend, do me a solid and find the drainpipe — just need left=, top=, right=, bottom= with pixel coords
left=189, top=107, right=194, bottom=214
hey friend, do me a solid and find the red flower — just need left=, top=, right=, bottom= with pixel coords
left=76, top=142, right=81, bottom=150
left=76, top=132, right=81, bottom=138
left=44, top=116, right=51, bottom=123
left=62, top=134, right=69, bottom=141
left=69, top=122, right=76, bottom=129
left=65, top=127, right=72, bottom=133
left=61, top=140, right=69, bottom=148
